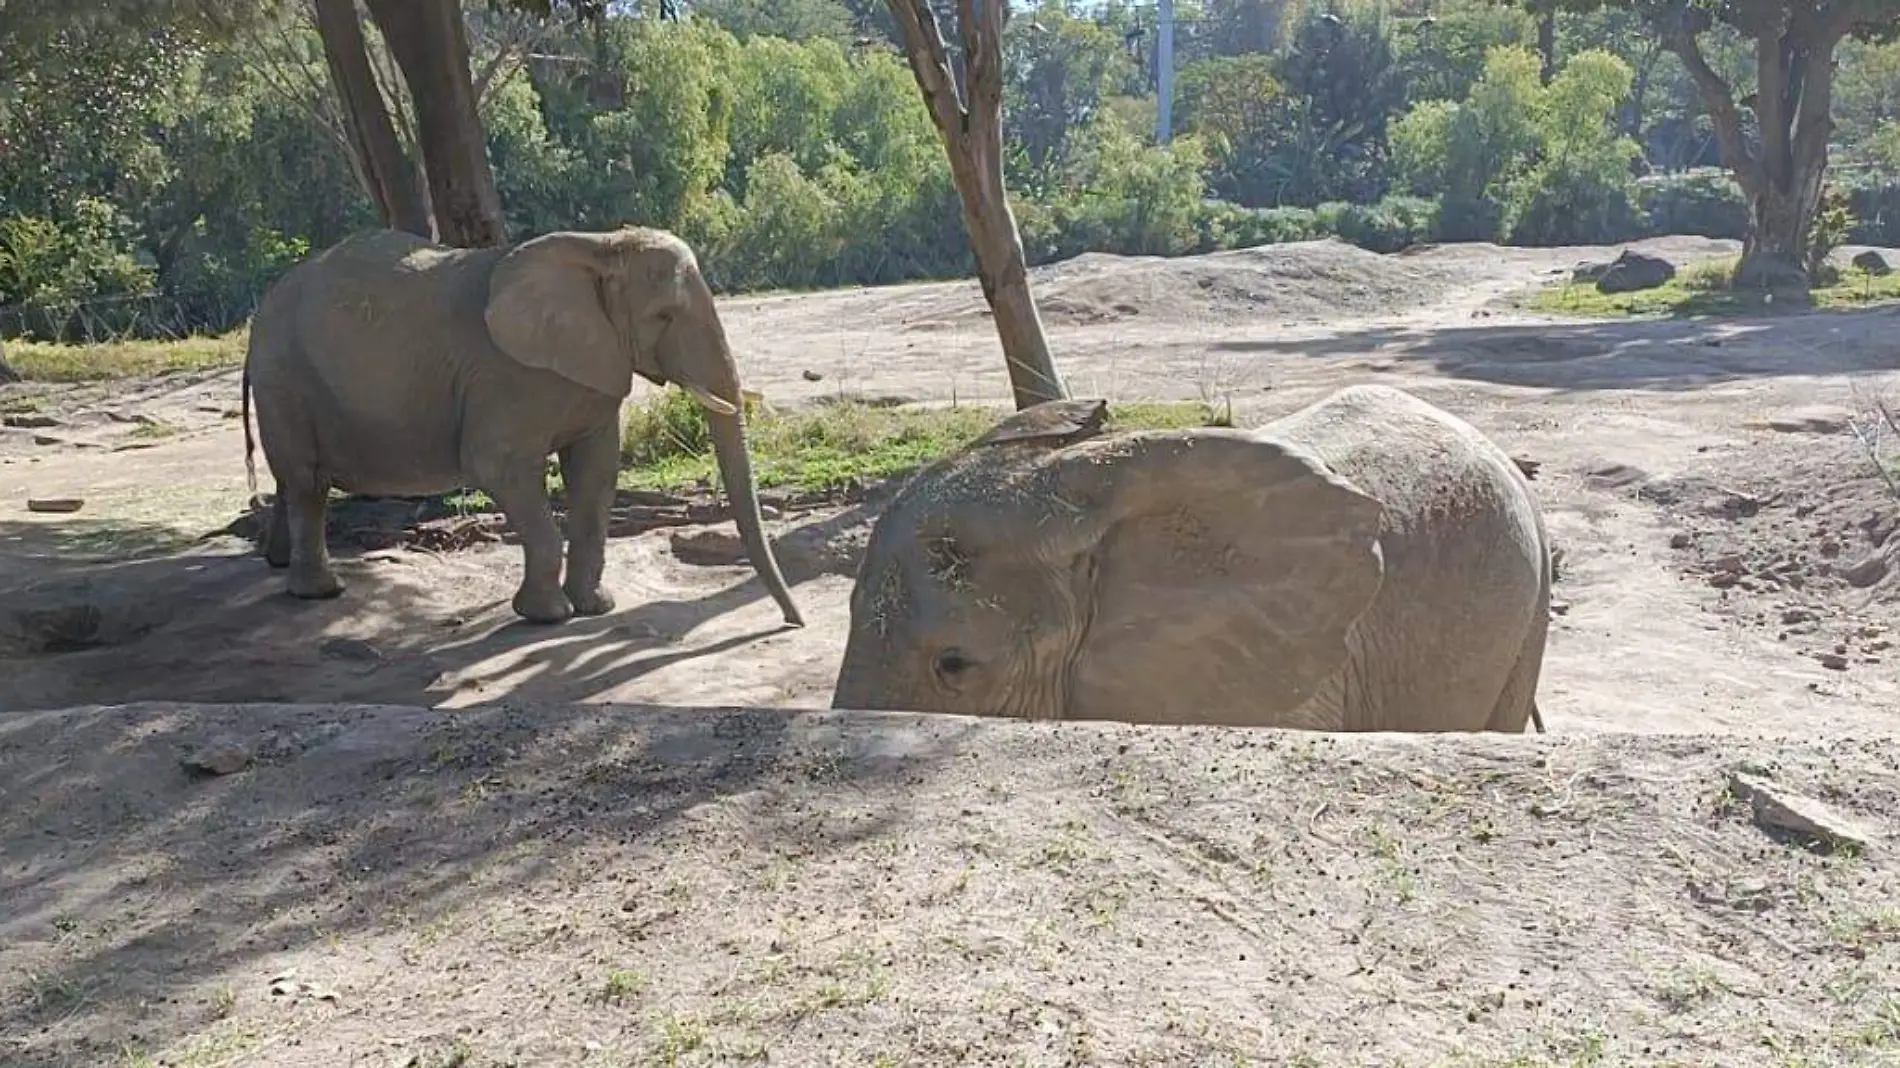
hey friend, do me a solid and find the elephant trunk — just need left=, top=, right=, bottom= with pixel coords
left=708, top=405, right=803, bottom=626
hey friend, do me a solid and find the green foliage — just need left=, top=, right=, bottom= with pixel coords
left=618, top=388, right=1230, bottom=493
left=1531, top=258, right=1900, bottom=319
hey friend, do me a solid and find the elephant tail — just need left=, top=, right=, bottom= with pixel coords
left=1530, top=700, right=1546, bottom=734
left=241, top=354, right=257, bottom=500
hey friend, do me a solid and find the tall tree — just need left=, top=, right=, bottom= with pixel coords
left=311, top=0, right=431, bottom=235
left=1532, top=0, right=1900, bottom=293
left=886, top=0, right=1067, bottom=410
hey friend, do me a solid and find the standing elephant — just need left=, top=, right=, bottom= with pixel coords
left=831, top=384, right=1550, bottom=732
left=242, top=226, right=803, bottom=626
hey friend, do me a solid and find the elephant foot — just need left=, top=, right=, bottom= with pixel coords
left=512, top=585, right=574, bottom=625
left=287, top=569, right=344, bottom=600
left=564, top=583, right=616, bottom=617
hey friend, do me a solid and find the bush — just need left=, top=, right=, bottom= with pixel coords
left=1637, top=171, right=1750, bottom=240
left=1316, top=196, right=1440, bottom=252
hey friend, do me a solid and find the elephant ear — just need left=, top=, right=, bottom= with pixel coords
left=1057, top=430, right=1386, bottom=725
left=485, top=232, right=636, bottom=399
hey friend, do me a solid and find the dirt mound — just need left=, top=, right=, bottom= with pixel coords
left=905, top=240, right=1463, bottom=330
left=3, top=702, right=1894, bottom=1067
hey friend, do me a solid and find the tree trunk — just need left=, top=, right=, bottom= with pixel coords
left=312, top=0, right=431, bottom=237
left=1662, top=11, right=1851, bottom=296
left=887, top=0, right=1067, bottom=411
left=0, top=337, right=17, bottom=385
left=1535, top=6, right=1556, bottom=84
left=363, top=0, right=508, bottom=248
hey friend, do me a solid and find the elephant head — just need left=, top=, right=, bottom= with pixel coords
left=831, top=401, right=1387, bottom=723
left=482, top=227, right=802, bottom=625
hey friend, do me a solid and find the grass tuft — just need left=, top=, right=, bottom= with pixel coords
left=1527, top=258, right=1900, bottom=319
left=618, top=388, right=1233, bottom=494
left=4, top=331, right=248, bottom=382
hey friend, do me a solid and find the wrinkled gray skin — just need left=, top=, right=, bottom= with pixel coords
left=243, top=226, right=802, bottom=626
left=832, top=384, right=1549, bottom=732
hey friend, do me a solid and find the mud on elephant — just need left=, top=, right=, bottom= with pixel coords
left=831, top=384, right=1550, bottom=732
left=242, top=225, right=803, bottom=626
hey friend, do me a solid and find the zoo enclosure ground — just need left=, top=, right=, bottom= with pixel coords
left=0, top=234, right=1898, bottom=1066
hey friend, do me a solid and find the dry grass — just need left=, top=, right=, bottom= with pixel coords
left=4, top=331, right=247, bottom=382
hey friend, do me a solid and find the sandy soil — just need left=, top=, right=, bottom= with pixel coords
left=2, top=235, right=1899, bottom=1066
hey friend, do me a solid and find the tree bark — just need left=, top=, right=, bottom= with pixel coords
left=887, top=0, right=1067, bottom=411
left=363, top=0, right=508, bottom=248
left=1535, top=6, right=1556, bottom=84
left=1660, top=7, right=1855, bottom=295
left=312, top=0, right=432, bottom=237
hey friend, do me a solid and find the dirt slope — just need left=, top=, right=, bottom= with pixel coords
left=3, top=701, right=1896, bottom=1068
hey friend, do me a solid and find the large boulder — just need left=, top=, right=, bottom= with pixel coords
left=1580, top=249, right=1677, bottom=294
left=1851, top=249, right=1892, bottom=277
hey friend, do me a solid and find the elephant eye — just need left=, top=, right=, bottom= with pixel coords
left=934, top=648, right=976, bottom=686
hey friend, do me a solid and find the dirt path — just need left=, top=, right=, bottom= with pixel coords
left=2, top=702, right=1894, bottom=1067
left=4, top=235, right=1897, bottom=734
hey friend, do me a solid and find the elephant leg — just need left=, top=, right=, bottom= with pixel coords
left=558, top=425, right=619, bottom=617
left=283, top=480, right=342, bottom=600
left=263, top=488, right=291, bottom=569
left=481, top=460, right=572, bottom=624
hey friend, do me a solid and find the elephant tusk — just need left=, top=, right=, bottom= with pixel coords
left=684, top=384, right=739, bottom=416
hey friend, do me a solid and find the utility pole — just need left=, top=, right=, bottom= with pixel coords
left=1155, top=0, right=1174, bottom=144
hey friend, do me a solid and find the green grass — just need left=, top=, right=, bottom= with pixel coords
left=5, top=330, right=248, bottom=382
left=1527, top=258, right=1900, bottom=319
left=618, top=388, right=1233, bottom=495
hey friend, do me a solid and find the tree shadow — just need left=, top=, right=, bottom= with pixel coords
left=0, top=490, right=888, bottom=714
left=0, top=698, right=979, bottom=1063
left=1211, top=303, right=1900, bottom=392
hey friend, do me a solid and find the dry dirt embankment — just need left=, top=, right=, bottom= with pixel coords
left=3, top=701, right=1896, bottom=1068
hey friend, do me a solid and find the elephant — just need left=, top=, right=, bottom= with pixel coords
left=831, top=384, right=1550, bottom=732
left=240, top=225, right=803, bottom=627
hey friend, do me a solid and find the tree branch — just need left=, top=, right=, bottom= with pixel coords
left=886, top=0, right=968, bottom=139
left=1659, top=21, right=1762, bottom=195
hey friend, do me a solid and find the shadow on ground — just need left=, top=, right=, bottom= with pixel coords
left=1217, top=304, right=1900, bottom=391
left=0, top=700, right=977, bottom=1064
left=0, top=491, right=881, bottom=713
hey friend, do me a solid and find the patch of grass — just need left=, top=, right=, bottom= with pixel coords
left=1527, top=257, right=1900, bottom=319
left=599, top=968, right=648, bottom=1003
left=618, top=387, right=1234, bottom=495
left=128, top=418, right=181, bottom=440
left=6, top=330, right=247, bottom=382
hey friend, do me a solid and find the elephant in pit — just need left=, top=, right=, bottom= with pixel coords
left=832, top=384, right=1550, bottom=732
left=242, top=226, right=802, bottom=626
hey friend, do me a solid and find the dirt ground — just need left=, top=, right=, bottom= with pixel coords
left=3, top=235, right=1900, bottom=1066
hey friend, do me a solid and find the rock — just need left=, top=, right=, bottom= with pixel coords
left=25, top=497, right=84, bottom=513
left=1708, top=571, right=1741, bottom=589
left=1585, top=462, right=1648, bottom=490
left=1840, top=552, right=1890, bottom=589
left=671, top=528, right=748, bottom=566
left=1669, top=532, right=1693, bottom=550
left=1780, top=607, right=1817, bottom=625
left=1816, top=651, right=1849, bottom=671
left=1727, top=770, right=1878, bottom=853
left=802, top=369, right=825, bottom=381
left=319, top=637, right=384, bottom=663
left=1851, top=249, right=1892, bottom=277
left=1512, top=456, right=1541, bottom=480
left=1710, top=553, right=1746, bottom=574
left=1591, top=250, right=1676, bottom=294
left=3, top=414, right=60, bottom=429
left=184, top=743, right=253, bottom=776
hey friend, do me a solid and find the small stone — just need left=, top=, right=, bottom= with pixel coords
left=319, top=637, right=384, bottom=663
left=1817, top=652, right=1849, bottom=671
left=26, top=497, right=84, bottom=513
left=1728, top=770, right=1878, bottom=853
left=1669, top=532, right=1693, bottom=549
left=2, top=414, right=60, bottom=428
left=1839, top=553, right=1890, bottom=589
left=1549, top=600, right=1571, bottom=616
left=1708, top=571, right=1740, bottom=589
left=1851, top=249, right=1892, bottom=276
left=802, top=369, right=825, bottom=381
left=1780, top=607, right=1817, bottom=625
left=184, top=743, right=252, bottom=776
left=670, top=528, right=748, bottom=566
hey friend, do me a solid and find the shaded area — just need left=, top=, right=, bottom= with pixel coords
left=1214, top=304, right=1900, bottom=391
left=0, top=700, right=978, bottom=1065
left=0, top=483, right=888, bottom=713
